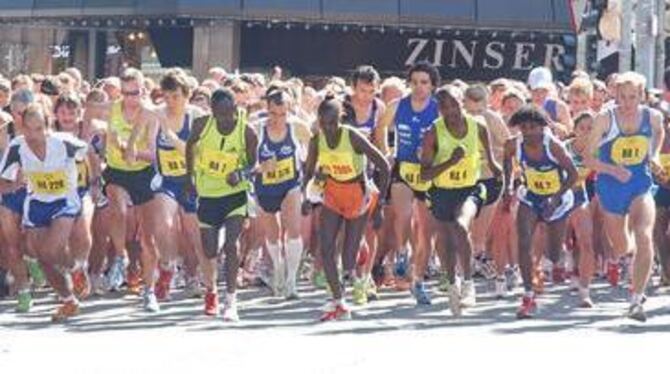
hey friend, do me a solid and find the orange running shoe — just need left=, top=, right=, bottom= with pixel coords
left=154, top=269, right=173, bottom=301
left=126, top=268, right=142, bottom=295
left=516, top=295, right=537, bottom=319
left=607, top=262, right=620, bottom=288
left=204, top=291, right=219, bottom=316
left=71, top=269, right=91, bottom=300
left=51, top=301, right=80, bottom=323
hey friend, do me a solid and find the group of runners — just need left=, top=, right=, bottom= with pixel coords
left=0, top=61, right=668, bottom=323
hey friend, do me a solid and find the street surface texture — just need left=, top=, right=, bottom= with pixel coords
left=1, top=277, right=669, bottom=373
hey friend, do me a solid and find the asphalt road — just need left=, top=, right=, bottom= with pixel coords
left=1, top=276, right=669, bottom=373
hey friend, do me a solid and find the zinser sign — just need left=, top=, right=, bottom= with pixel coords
left=241, top=28, right=576, bottom=81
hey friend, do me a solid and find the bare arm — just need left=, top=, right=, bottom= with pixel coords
left=583, top=111, right=622, bottom=177
left=502, top=138, right=517, bottom=193
left=478, top=122, right=502, bottom=179
left=185, top=116, right=208, bottom=181
left=374, top=99, right=398, bottom=156
left=419, top=127, right=464, bottom=181
left=350, top=129, right=390, bottom=201
left=301, top=135, right=319, bottom=195
left=549, top=140, right=578, bottom=198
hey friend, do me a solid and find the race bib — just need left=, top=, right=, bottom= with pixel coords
left=611, top=135, right=648, bottom=166
left=399, top=162, right=431, bottom=192
left=525, top=168, right=561, bottom=196
left=77, top=161, right=89, bottom=188
left=320, top=151, right=357, bottom=181
left=28, top=171, right=68, bottom=195
left=434, top=157, right=478, bottom=189
left=200, top=148, right=239, bottom=177
left=262, top=157, right=295, bottom=185
left=159, top=149, right=187, bottom=177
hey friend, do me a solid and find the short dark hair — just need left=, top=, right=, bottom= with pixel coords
left=160, top=71, right=190, bottom=96
left=508, top=105, right=550, bottom=128
left=351, top=65, right=380, bottom=87
left=54, top=93, right=81, bottom=113
left=407, top=61, right=441, bottom=88
left=210, top=88, right=235, bottom=106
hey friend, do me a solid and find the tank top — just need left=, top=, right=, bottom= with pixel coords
left=254, top=120, right=301, bottom=196
left=598, top=106, right=653, bottom=187
left=106, top=101, right=151, bottom=171
left=518, top=131, right=567, bottom=197
left=432, top=114, right=481, bottom=189
left=194, top=109, right=248, bottom=198
left=156, top=110, right=193, bottom=179
left=317, top=125, right=366, bottom=183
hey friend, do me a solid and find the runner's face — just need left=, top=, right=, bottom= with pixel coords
left=531, top=88, right=548, bottom=105
left=616, top=83, right=642, bottom=114
left=519, top=122, right=544, bottom=143
left=409, top=72, right=433, bottom=100
left=211, top=99, right=236, bottom=126
left=23, top=115, right=47, bottom=144
left=318, top=107, right=340, bottom=136
left=569, top=92, right=591, bottom=115
left=121, top=80, right=143, bottom=107
left=574, top=117, right=593, bottom=139
left=502, top=97, right=523, bottom=120
left=353, top=81, right=376, bottom=104
left=268, top=101, right=288, bottom=127
left=55, top=105, right=79, bottom=131
left=163, top=89, right=187, bottom=111
left=438, top=94, right=462, bottom=120
left=10, top=103, right=28, bottom=130
left=463, top=97, right=483, bottom=114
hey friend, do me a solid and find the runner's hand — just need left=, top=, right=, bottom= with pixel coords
left=449, top=146, right=466, bottom=165
left=611, top=166, right=632, bottom=184
left=372, top=204, right=384, bottom=230
left=301, top=198, right=312, bottom=216
left=227, top=171, right=241, bottom=186
left=184, top=178, right=196, bottom=199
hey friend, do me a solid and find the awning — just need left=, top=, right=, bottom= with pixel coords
left=0, top=0, right=574, bottom=32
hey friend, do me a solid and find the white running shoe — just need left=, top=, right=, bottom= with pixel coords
left=448, top=282, right=462, bottom=317
left=461, top=280, right=476, bottom=308
left=578, top=287, right=593, bottom=308
left=142, top=290, right=160, bottom=313
left=222, top=293, right=239, bottom=322
left=494, top=278, right=509, bottom=299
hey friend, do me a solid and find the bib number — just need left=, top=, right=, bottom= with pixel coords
left=29, top=171, right=68, bottom=195
left=434, top=157, right=477, bottom=189
left=611, top=135, right=648, bottom=166
left=399, top=162, right=431, bottom=192
left=320, top=151, right=357, bottom=181
left=159, top=149, right=187, bottom=177
left=262, top=157, right=295, bottom=185
left=200, top=148, right=239, bottom=177
left=525, top=168, right=561, bottom=196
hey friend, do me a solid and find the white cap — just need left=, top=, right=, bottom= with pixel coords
left=527, top=67, right=553, bottom=91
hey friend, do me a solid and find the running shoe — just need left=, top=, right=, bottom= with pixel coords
left=578, top=287, right=594, bottom=308
left=71, top=269, right=91, bottom=300
left=352, top=278, right=368, bottom=306
left=204, top=291, right=219, bottom=316
left=142, top=289, right=160, bottom=313
left=26, top=258, right=46, bottom=289
left=461, top=280, right=476, bottom=308
left=394, top=251, right=409, bottom=278
left=607, top=262, right=620, bottom=288
left=366, top=277, right=379, bottom=301
left=184, top=277, right=203, bottom=299
left=272, top=263, right=285, bottom=297
left=625, top=302, right=647, bottom=322
left=222, top=294, right=239, bottom=322
left=320, top=300, right=351, bottom=322
left=51, top=301, right=80, bottom=323
left=412, top=281, right=432, bottom=305
left=505, top=266, right=521, bottom=291
left=438, top=273, right=451, bottom=293
left=16, top=290, right=33, bottom=313
left=126, top=267, right=142, bottom=295
left=552, top=266, right=566, bottom=284
left=154, top=269, right=173, bottom=301
left=371, top=263, right=385, bottom=288
left=448, top=282, right=462, bottom=317
left=569, top=274, right=580, bottom=292
left=494, top=277, right=509, bottom=299
left=312, top=270, right=328, bottom=290
left=105, top=256, right=127, bottom=292
left=516, top=295, right=537, bottom=319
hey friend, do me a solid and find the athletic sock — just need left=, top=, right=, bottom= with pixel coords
left=285, top=238, right=303, bottom=286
